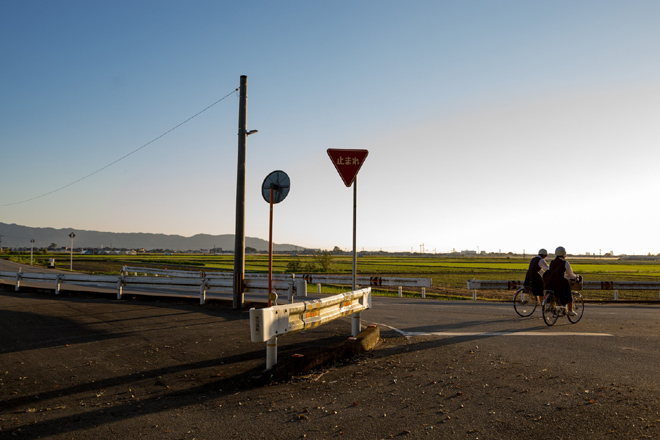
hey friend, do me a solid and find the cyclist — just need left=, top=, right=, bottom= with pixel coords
left=524, top=248, right=549, bottom=305
left=544, top=246, right=580, bottom=316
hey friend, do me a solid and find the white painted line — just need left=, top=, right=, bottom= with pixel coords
left=403, top=331, right=613, bottom=337
left=370, top=322, right=613, bottom=337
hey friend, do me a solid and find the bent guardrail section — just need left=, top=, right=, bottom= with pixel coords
left=249, top=287, right=372, bottom=369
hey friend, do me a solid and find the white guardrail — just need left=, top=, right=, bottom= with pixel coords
left=466, top=279, right=660, bottom=301
left=300, top=274, right=431, bottom=287
left=300, top=274, right=431, bottom=298
left=0, top=265, right=431, bottom=302
left=0, top=267, right=305, bottom=304
left=250, top=287, right=372, bottom=370
left=120, top=268, right=431, bottom=298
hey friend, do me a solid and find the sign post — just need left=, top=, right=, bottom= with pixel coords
left=68, top=232, right=75, bottom=271
left=261, top=170, right=290, bottom=307
left=261, top=170, right=290, bottom=369
left=327, top=149, right=368, bottom=336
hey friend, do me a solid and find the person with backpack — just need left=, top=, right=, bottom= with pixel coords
left=544, top=246, right=581, bottom=316
left=524, top=248, right=549, bottom=305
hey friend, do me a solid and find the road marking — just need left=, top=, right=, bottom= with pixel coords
left=403, top=331, right=613, bottom=337
left=371, top=322, right=613, bottom=337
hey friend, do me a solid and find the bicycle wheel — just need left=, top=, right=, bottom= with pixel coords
left=542, top=293, right=559, bottom=326
left=513, top=288, right=537, bottom=317
left=567, top=292, right=584, bottom=323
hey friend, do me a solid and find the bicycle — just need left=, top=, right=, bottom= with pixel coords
left=541, top=279, right=585, bottom=326
left=513, top=285, right=539, bottom=317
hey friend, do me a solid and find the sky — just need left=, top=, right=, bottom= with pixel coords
left=2, top=1, right=660, bottom=255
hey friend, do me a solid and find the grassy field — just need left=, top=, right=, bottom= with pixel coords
left=4, top=253, right=660, bottom=301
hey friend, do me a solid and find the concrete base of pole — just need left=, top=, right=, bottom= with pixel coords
left=261, top=325, right=380, bottom=383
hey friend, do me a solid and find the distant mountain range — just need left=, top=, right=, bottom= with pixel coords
left=0, top=222, right=307, bottom=252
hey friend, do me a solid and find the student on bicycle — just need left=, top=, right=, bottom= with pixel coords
left=544, top=246, right=580, bottom=316
left=524, top=248, right=549, bottom=305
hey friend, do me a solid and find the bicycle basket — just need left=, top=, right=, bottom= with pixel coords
left=569, top=279, right=583, bottom=291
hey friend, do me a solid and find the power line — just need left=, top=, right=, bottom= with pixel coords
left=1, top=88, right=239, bottom=207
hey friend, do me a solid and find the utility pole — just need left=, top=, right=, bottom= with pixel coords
left=233, top=75, right=248, bottom=309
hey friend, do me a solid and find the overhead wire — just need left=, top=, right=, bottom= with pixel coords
left=1, top=87, right=239, bottom=207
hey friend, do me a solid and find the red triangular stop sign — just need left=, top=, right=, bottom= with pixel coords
left=327, top=149, right=369, bottom=187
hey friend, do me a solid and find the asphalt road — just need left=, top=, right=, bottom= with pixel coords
left=363, top=296, right=660, bottom=392
left=1, top=259, right=659, bottom=439
left=0, top=259, right=70, bottom=273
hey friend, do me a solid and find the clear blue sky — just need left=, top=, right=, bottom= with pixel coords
left=2, top=1, right=660, bottom=255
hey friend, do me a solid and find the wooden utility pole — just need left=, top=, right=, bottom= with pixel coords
left=233, top=76, right=248, bottom=309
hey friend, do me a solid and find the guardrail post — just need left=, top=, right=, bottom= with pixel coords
left=117, top=277, right=124, bottom=300
left=614, top=290, right=618, bottom=301
left=15, top=269, right=22, bottom=292
left=421, top=287, right=426, bottom=299
left=200, top=277, right=207, bottom=305
left=317, top=283, right=321, bottom=294
left=352, top=314, right=361, bottom=337
left=55, top=275, right=62, bottom=295
left=287, top=283, right=294, bottom=303
left=295, top=279, right=307, bottom=298
left=473, top=290, right=477, bottom=301
left=266, top=336, right=277, bottom=370
left=398, top=286, right=402, bottom=298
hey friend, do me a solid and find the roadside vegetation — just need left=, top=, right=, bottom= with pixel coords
left=3, top=251, right=660, bottom=301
